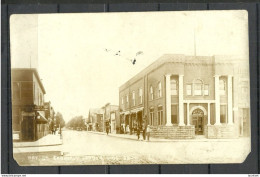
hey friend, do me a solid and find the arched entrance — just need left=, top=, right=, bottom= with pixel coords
left=192, top=108, right=204, bottom=135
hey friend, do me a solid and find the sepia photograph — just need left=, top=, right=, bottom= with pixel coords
left=10, top=10, right=250, bottom=166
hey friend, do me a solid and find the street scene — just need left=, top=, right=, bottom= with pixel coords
left=10, top=11, right=250, bottom=165
left=14, top=130, right=250, bottom=165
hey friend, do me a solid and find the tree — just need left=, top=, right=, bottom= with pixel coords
left=56, top=112, right=65, bottom=128
left=66, top=116, right=86, bottom=130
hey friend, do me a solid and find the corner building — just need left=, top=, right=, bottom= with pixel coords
left=119, top=54, right=250, bottom=139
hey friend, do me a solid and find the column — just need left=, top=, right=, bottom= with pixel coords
left=214, top=75, right=221, bottom=125
left=165, top=74, right=172, bottom=126
left=187, top=103, right=190, bottom=125
left=228, top=75, right=233, bottom=124
left=178, top=75, right=185, bottom=126
left=207, top=103, right=211, bottom=125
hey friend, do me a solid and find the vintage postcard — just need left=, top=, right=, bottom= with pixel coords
left=10, top=10, right=250, bottom=166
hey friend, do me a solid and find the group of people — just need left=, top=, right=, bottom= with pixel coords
left=136, top=125, right=151, bottom=141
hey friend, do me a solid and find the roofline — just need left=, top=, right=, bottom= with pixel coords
left=119, top=54, right=245, bottom=91
left=12, top=68, right=46, bottom=94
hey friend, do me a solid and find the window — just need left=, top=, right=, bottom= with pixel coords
left=204, top=84, right=209, bottom=96
left=150, top=86, right=154, bottom=100
left=139, top=88, right=143, bottom=104
left=186, top=84, right=192, bottom=96
left=219, top=79, right=226, bottom=95
left=125, top=95, right=129, bottom=106
left=21, top=82, right=33, bottom=99
left=171, top=79, right=178, bottom=95
left=12, top=82, right=20, bottom=100
left=158, top=106, right=163, bottom=125
left=158, top=82, right=162, bottom=98
left=220, top=105, right=227, bottom=123
left=171, top=105, right=178, bottom=124
left=194, top=79, right=203, bottom=96
left=121, top=97, right=124, bottom=105
left=132, top=91, right=135, bottom=106
left=150, top=108, right=154, bottom=126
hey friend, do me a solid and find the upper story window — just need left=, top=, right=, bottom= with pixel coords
left=171, top=79, right=178, bottom=95
left=126, top=95, right=129, bottom=103
left=139, top=88, right=143, bottom=104
left=158, top=82, right=162, bottom=98
left=150, top=86, right=154, bottom=100
left=186, top=84, right=192, bottom=96
left=194, top=79, right=203, bottom=96
left=132, top=91, right=135, bottom=106
left=121, top=97, right=124, bottom=105
left=219, top=79, right=226, bottom=95
left=204, top=84, right=209, bottom=96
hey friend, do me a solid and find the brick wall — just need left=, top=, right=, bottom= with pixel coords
left=150, top=125, right=195, bottom=139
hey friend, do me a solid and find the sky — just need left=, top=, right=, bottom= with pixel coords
left=10, top=10, right=249, bottom=122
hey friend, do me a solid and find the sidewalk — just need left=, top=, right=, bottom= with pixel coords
left=13, top=134, right=63, bottom=148
left=88, top=131, right=242, bottom=142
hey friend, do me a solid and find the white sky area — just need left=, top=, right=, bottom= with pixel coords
left=10, top=11, right=249, bottom=122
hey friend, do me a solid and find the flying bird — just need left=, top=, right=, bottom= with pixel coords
left=115, top=50, right=121, bottom=56
left=104, top=48, right=111, bottom=52
left=103, top=48, right=143, bottom=65
left=136, top=51, right=143, bottom=56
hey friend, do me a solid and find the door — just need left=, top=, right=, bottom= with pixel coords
left=21, top=116, right=35, bottom=141
left=192, top=109, right=204, bottom=135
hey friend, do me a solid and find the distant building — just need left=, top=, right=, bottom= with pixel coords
left=44, top=101, right=55, bottom=132
left=119, top=54, right=250, bottom=139
left=12, top=68, right=49, bottom=141
left=103, top=103, right=119, bottom=134
left=88, top=108, right=104, bottom=132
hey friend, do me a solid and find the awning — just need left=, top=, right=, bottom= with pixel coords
left=130, top=107, right=144, bottom=113
left=36, top=112, right=48, bottom=123
left=120, top=111, right=130, bottom=115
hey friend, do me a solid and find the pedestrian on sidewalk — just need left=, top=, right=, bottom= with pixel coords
left=137, top=127, right=140, bottom=140
left=106, top=123, right=109, bottom=135
left=142, top=125, right=146, bottom=140
left=146, top=125, right=151, bottom=141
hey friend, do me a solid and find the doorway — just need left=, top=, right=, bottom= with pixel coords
left=21, top=116, right=35, bottom=141
left=192, top=109, right=204, bottom=135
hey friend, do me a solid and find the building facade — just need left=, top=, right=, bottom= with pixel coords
left=88, top=108, right=105, bottom=132
left=119, top=54, right=250, bottom=139
left=103, top=103, right=120, bottom=134
left=12, top=68, right=49, bottom=141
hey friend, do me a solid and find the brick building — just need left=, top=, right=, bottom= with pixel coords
left=12, top=68, right=49, bottom=141
left=119, top=54, right=250, bottom=139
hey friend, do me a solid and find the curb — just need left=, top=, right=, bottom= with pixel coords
left=86, top=131, right=244, bottom=142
